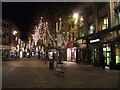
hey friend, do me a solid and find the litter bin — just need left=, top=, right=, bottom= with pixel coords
left=49, top=60, right=54, bottom=69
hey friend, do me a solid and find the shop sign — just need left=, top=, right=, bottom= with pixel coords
left=90, top=39, right=100, bottom=43
left=67, top=42, right=73, bottom=48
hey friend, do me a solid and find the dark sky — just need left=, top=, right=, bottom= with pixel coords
left=2, top=2, right=79, bottom=41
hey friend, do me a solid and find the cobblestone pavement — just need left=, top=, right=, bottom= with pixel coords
left=2, top=57, right=120, bottom=88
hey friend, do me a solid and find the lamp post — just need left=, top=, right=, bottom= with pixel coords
left=13, top=30, right=19, bottom=59
left=56, top=18, right=63, bottom=64
left=13, top=30, right=18, bottom=44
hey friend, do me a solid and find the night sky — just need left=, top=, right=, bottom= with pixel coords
left=2, top=2, right=80, bottom=41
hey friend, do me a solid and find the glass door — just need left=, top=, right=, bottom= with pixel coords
left=103, top=44, right=111, bottom=66
left=115, top=44, right=120, bottom=64
left=106, top=51, right=111, bottom=65
left=91, top=48, right=99, bottom=66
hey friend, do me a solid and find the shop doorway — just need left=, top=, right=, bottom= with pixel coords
left=115, top=44, right=120, bottom=64
left=103, top=44, right=111, bottom=66
left=91, top=48, right=100, bottom=66
left=67, top=47, right=76, bottom=62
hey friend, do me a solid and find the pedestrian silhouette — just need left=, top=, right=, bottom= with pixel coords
left=38, top=51, right=40, bottom=59
left=101, top=54, right=105, bottom=69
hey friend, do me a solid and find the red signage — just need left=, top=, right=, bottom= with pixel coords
left=67, top=42, right=73, bottom=48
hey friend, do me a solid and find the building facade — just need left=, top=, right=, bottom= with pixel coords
left=76, top=2, right=120, bottom=70
left=1, top=19, right=21, bottom=60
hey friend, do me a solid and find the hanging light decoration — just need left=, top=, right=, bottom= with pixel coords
left=32, top=17, right=54, bottom=48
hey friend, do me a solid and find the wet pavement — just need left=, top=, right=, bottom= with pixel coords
left=2, top=57, right=120, bottom=88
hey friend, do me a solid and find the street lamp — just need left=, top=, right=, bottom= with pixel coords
left=73, top=13, right=79, bottom=19
left=13, top=30, right=17, bottom=35
left=73, top=13, right=79, bottom=25
left=12, top=30, right=19, bottom=59
left=59, top=18, right=62, bottom=32
left=13, top=30, right=18, bottom=41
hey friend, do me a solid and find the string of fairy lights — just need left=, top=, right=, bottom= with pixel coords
left=32, top=17, right=54, bottom=47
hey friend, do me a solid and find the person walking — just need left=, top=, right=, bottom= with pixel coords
left=38, top=51, right=40, bottom=59
left=101, top=54, right=105, bottom=69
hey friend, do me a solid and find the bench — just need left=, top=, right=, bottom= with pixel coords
left=55, top=63, right=65, bottom=76
left=56, top=68, right=64, bottom=76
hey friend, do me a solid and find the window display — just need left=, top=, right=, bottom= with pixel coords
left=99, top=17, right=108, bottom=30
left=89, top=24, right=95, bottom=34
left=115, top=12, right=120, bottom=25
left=67, top=47, right=76, bottom=62
left=115, top=45, right=120, bottom=64
left=103, top=44, right=111, bottom=65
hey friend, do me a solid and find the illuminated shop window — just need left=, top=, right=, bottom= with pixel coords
left=103, top=44, right=111, bottom=65
left=114, top=2, right=120, bottom=26
left=118, top=30, right=120, bottom=34
left=115, top=12, right=120, bottom=25
left=115, top=45, right=120, bottom=64
left=106, top=46, right=111, bottom=51
left=89, top=24, right=95, bottom=34
left=99, top=17, right=108, bottom=30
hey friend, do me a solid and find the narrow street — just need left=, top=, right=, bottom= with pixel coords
left=2, top=58, right=120, bottom=88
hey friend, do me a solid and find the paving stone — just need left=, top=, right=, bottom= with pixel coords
left=2, top=57, right=120, bottom=88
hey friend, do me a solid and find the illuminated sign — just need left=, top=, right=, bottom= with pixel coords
left=90, top=39, right=100, bottom=43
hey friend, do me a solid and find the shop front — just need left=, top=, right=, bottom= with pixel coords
left=88, top=38, right=102, bottom=66
left=114, top=43, right=120, bottom=69
left=101, top=27, right=120, bottom=69
left=101, top=42, right=120, bottom=70
left=1, top=45, right=14, bottom=60
left=103, top=44, right=111, bottom=66
left=76, top=39, right=90, bottom=64
left=67, top=42, right=76, bottom=62
left=115, top=43, right=120, bottom=65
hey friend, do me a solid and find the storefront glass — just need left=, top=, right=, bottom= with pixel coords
left=91, top=48, right=100, bottom=65
left=103, top=44, right=111, bottom=65
left=67, top=47, right=76, bottom=62
left=115, top=44, right=120, bottom=64
left=89, top=24, right=95, bottom=34
left=115, top=12, right=120, bottom=26
left=0, top=49, right=2, bottom=60
left=99, top=17, right=108, bottom=30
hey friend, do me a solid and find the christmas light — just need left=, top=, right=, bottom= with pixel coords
left=31, top=17, right=54, bottom=50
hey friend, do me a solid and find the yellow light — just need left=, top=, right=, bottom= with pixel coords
left=80, top=16, right=83, bottom=21
left=59, top=18, right=61, bottom=21
left=73, top=13, right=79, bottom=19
